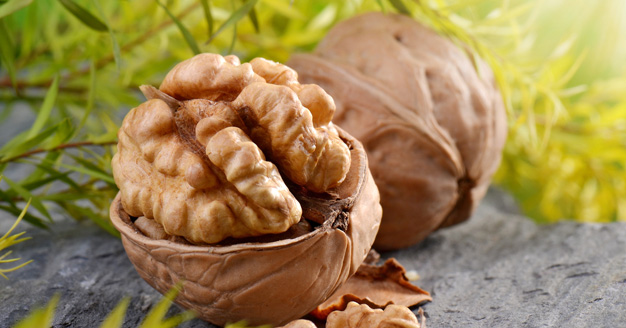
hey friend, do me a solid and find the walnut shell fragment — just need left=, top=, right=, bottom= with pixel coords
left=110, top=53, right=382, bottom=326
left=311, top=258, right=431, bottom=320
left=288, top=12, right=507, bottom=250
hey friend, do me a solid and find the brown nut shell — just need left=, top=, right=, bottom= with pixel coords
left=288, top=12, right=507, bottom=250
left=110, top=127, right=381, bottom=326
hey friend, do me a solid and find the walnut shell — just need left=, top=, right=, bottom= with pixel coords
left=112, top=54, right=353, bottom=244
left=288, top=12, right=507, bottom=250
left=110, top=124, right=381, bottom=326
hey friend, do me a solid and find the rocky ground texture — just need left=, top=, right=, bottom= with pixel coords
left=0, top=188, right=624, bottom=327
left=1, top=108, right=625, bottom=327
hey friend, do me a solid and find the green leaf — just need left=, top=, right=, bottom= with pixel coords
left=91, top=0, right=120, bottom=72
left=155, top=0, right=200, bottom=55
left=58, top=202, right=119, bottom=237
left=259, top=0, right=304, bottom=20
left=0, top=119, right=68, bottom=161
left=139, top=284, right=195, bottom=328
left=388, top=0, right=410, bottom=15
left=376, top=0, right=386, bottom=13
left=227, top=0, right=238, bottom=54
left=200, top=0, right=213, bottom=36
left=208, top=0, right=258, bottom=44
left=26, top=75, right=59, bottom=139
left=53, top=158, right=115, bottom=185
left=39, top=191, right=109, bottom=201
left=73, top=59, right=97, bottom=136
left=0, top=205, right=46, bottom=228
left=100, top=297, right=129, bottom=328
left=58, top=0, right=107, bottom=31
left=21, top=171, right=72, bottom=192
left=0, top=0, right=33, bottom=19
left=18, top=0, right=37, bottom=57
left=248, top=6, right=259, bottom=33
left=3, top=176, right=53, bottom=222
left=24, top=161, right=81, bottom=190
left=0, top=195, right=31, bottom=241
left=47, top=118, right=75, bottom=149
left=12, top=294, right=59, bottom=328
left=18, top=152, right=65, bottom=188
left=0, top=19, right=16, bottom=90
left=68, top=154, right=115, bottom=185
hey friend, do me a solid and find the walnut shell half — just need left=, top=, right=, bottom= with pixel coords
left=288, top=12, right=507, bottom=250
left=110, top=125, right=381, bottom=326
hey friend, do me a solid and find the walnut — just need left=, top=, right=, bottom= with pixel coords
left=112, top=53, right=351, bottom=244
left=326, top=302, right=423, bottom=328
left=280, top=320, right=318, bottom=328
left=110, top=54, right=382, bottom=326
left=288, top=12, right=507, bottom=250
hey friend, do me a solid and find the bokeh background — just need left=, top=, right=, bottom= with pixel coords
left=1, top=0, right=625, bottom=236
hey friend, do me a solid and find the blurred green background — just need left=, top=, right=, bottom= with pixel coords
left=0, top=0, right=625, bottom=233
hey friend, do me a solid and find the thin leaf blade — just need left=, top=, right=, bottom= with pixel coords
left=100, top=297, right=129, bottom=328
left=13, top=294, right=59, bottom=328
left=388, top=0, right=411, bottom=15
left=248, top=6, right=259, bottom=33
left=200, top=0, right=213, bottom=36
left=156, top=0, right=200, bottom=55
left=58, top=0, right=108, bottom=31
left=91, top=0, right=120, bottom=72
left=0, top=0, right=33, bottom=19
left=3, top=176, right=53, bottom=222
left=0, top=19, right=16, bottom=89
left=27, top=75, right=59, bottom=139
left=208, top=0, right=258, bottom=43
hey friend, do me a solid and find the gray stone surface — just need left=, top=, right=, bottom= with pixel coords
left=400, top=190, right=626, bottom=327
left=1, top=189, right=624, bottom=327
left=1, top=108, right=625, bottom=327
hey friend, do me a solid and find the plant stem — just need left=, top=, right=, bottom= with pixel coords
left=0, top=141, right=117, bottom=163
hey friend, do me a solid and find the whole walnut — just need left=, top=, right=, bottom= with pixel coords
left=110, top=54, right=382, bottom=326
left=288, top=12, right=507, bottom=250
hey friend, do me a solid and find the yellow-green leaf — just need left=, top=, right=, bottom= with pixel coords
left=388, top=0, right=410, bottom=15
left=0, top=0, right=33, bottom=19
left=0, top=19, right=16, bottom=89
left=100, top=297, right=129, bottom=328
left=200, top=0, right=214, bottom=36
left=27, top=75, right=59, bottom=139
left=156, top=0, right=200, bottom=55
left=12, top=294, right=59, bottom=328
left=58, top=0, right=107, bottom=31
left=208, top=0, right=258, bottom=43
left=2, top=176, right=52, bottom=222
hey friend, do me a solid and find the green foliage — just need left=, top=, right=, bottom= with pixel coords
left=0, top=0, right=32, bottom=19
left=139, top=284, right=196, bottom=328
left=12, top=294, right=59, bottom=328
left=10, top=286, right=195, bottom=328
left=225, top=321, right=272, bottom=328
left=58, top=0, right=108, bottom=31
left=0, top=0, right=624, bottom=235
left=0, top=192, right=32, bottom=279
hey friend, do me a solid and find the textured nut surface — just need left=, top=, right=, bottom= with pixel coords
left=326, top=302, right=422, bottom=328
left=280, top=320, right=318, bottom=328
left=110, top=125, right=381, bottom=326
left=112, top=54, right=351, bottom=244
left=288, top=12, right=507, bottom=250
